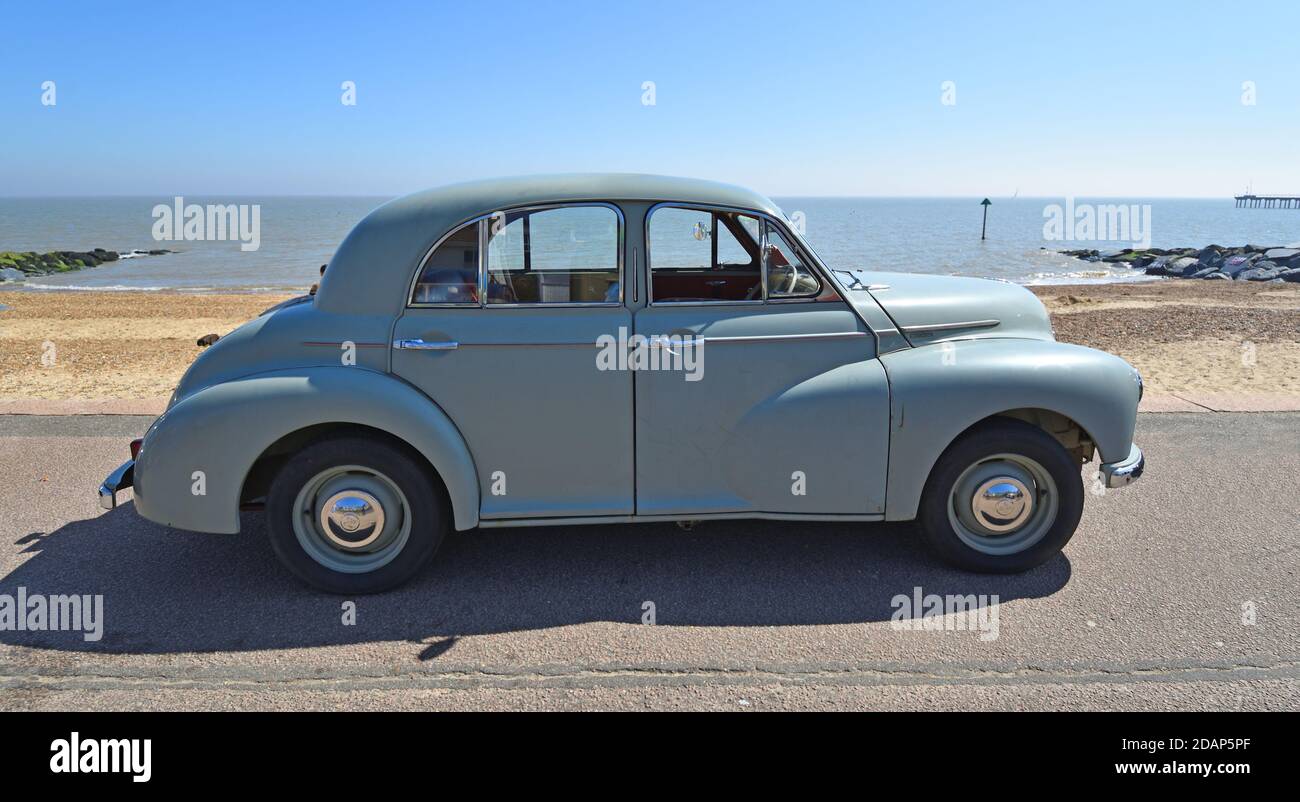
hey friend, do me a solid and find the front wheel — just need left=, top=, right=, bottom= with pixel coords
left=266, top=436, right=447, bottom=593
left=918, top=419, right=1084, bottom=573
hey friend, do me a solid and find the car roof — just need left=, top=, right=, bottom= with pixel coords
left=315, top=173, right=782, bottom=314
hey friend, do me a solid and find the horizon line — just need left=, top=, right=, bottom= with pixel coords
left=0, top=193, right=1260, bottom=201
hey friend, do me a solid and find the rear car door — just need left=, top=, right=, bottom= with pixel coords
left=392, top=204, right=634, bottom=520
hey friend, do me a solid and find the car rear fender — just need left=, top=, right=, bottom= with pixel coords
left=133, top=367, right=480, bottom=533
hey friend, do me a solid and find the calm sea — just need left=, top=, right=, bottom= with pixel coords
left=2, top=196, right=1297, bottom=292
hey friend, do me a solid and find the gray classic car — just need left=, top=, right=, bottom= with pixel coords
left=98, top=175, right=1144, bottom=593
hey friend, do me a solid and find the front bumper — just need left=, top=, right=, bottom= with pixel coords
left=98, top=460, right=135, bottom=510
left=1099, top=444, right=1144, bottom=488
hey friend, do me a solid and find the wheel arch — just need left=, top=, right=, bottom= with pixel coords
left=132, top=367, right=480, bottom=534
left=239, top=421, right=454, bottom=516
left=879, top=338, right=1140, bottom=521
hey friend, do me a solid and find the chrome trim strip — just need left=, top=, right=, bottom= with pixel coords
left=631, top=246, right=639, bottom=304
left=454, top=341, right=600, bottom=349
left=899, top=319, right=1001, bottom=333
left=477, top=510, right=886, bottom=527
left=653, top=331, right=869, bottom=346
left=302, top=341, right=387, bottom=349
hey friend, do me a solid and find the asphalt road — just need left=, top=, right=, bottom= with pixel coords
left=0, top=412, right=1296, bottom=711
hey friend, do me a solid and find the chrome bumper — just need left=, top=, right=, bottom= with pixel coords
left=1099, top=444, right=1144, bottom=489
left=98, top=460, right=135, bottom=510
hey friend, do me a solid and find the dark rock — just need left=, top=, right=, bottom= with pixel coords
left=1224, top=256, right=1256, bottom=277
left=1196, top=246, right=1224, bottom=268
left=148, top=249, right=171, bottom=256
left=1264, top=248, right=1299, bottom=261
left=1203, top=271, right=1231, bottom=280
left=1188, top=267, right=1219, bottom=279
left=1170, top=256, right=1201, bottom=276
left=1279, top=269, right=1300, bottom=283
left=1238, top=266, right=1281, bottom=281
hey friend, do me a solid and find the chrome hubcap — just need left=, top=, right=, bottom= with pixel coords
left=970, top=478, right=1033, bottom=532
left=292, top=465, right=411, bottom=574
left=319, top=491, right=385, bottom=550
left=948, top=454, right=1059, bottom=556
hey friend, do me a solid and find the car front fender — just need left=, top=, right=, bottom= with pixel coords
left=133, top=367, right=480, bottom=533
left=880, top=338, right=1141, bottom=521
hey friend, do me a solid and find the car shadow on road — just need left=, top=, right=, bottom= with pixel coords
left=1, top=504, right=1070, bottom=655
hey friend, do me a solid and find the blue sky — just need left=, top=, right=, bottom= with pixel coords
left=2, top=0, right=1297, bottom=197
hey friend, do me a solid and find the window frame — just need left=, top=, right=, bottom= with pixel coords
left=762, top=218, right=824, bottom=302
left=645, top=202, right=826, bottom=307
left=407, top=201, right=626, bottom=309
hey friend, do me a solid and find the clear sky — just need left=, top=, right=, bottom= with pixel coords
left=2, top=0, right=1297, bottom=197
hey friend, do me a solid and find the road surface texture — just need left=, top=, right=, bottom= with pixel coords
left=0, top=412, right=1296, bottom=711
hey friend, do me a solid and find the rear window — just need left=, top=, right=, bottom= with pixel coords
left=410, top=205, right=622, bottom=306
left=486, top=206, right=620, bottom=304
left=412, top=222, right=479, bottom=304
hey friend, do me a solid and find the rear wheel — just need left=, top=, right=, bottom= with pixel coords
left=266, top=437, right=446, bottom=593
left=918, top=419, right=1083, bottom=573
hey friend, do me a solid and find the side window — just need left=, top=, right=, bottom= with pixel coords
left=412, top=221, right=479, bottom=304
left=717, top=216, right=757, bottom=265
left=648, top=207, right=761, bottom=303
left=486, top=206, right=620, bottom=304
left=765, top=221, right=821, bottom=299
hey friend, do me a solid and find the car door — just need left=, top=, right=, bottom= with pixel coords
left=392, top=203, right=634, bottom=519
left=634, top=204, right=891, bottom=517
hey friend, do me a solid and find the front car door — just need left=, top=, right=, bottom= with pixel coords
left=634, top=204, right=891, bottom=517
left=392, top=203, right=634, bottom=519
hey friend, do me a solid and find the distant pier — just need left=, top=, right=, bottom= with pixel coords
left=1234, top=194, right=1300, bottom=208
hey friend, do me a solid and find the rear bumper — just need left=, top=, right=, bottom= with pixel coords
left=98, top=460, right=135, bottom=510
left=1099, top=444, right=1144, bottom=488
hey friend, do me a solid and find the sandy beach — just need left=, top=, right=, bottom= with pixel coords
left=1, top=281, right=1297, bottom=408
left=0, top=291, right=295, bottom=402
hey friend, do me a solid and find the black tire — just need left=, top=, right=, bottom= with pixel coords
left=917, top=419, right=1083, bottom=573
left=266, top=436, right=447, bottom=594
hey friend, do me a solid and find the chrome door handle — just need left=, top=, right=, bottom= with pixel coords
left=393, top=338, right=458, bottom=350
